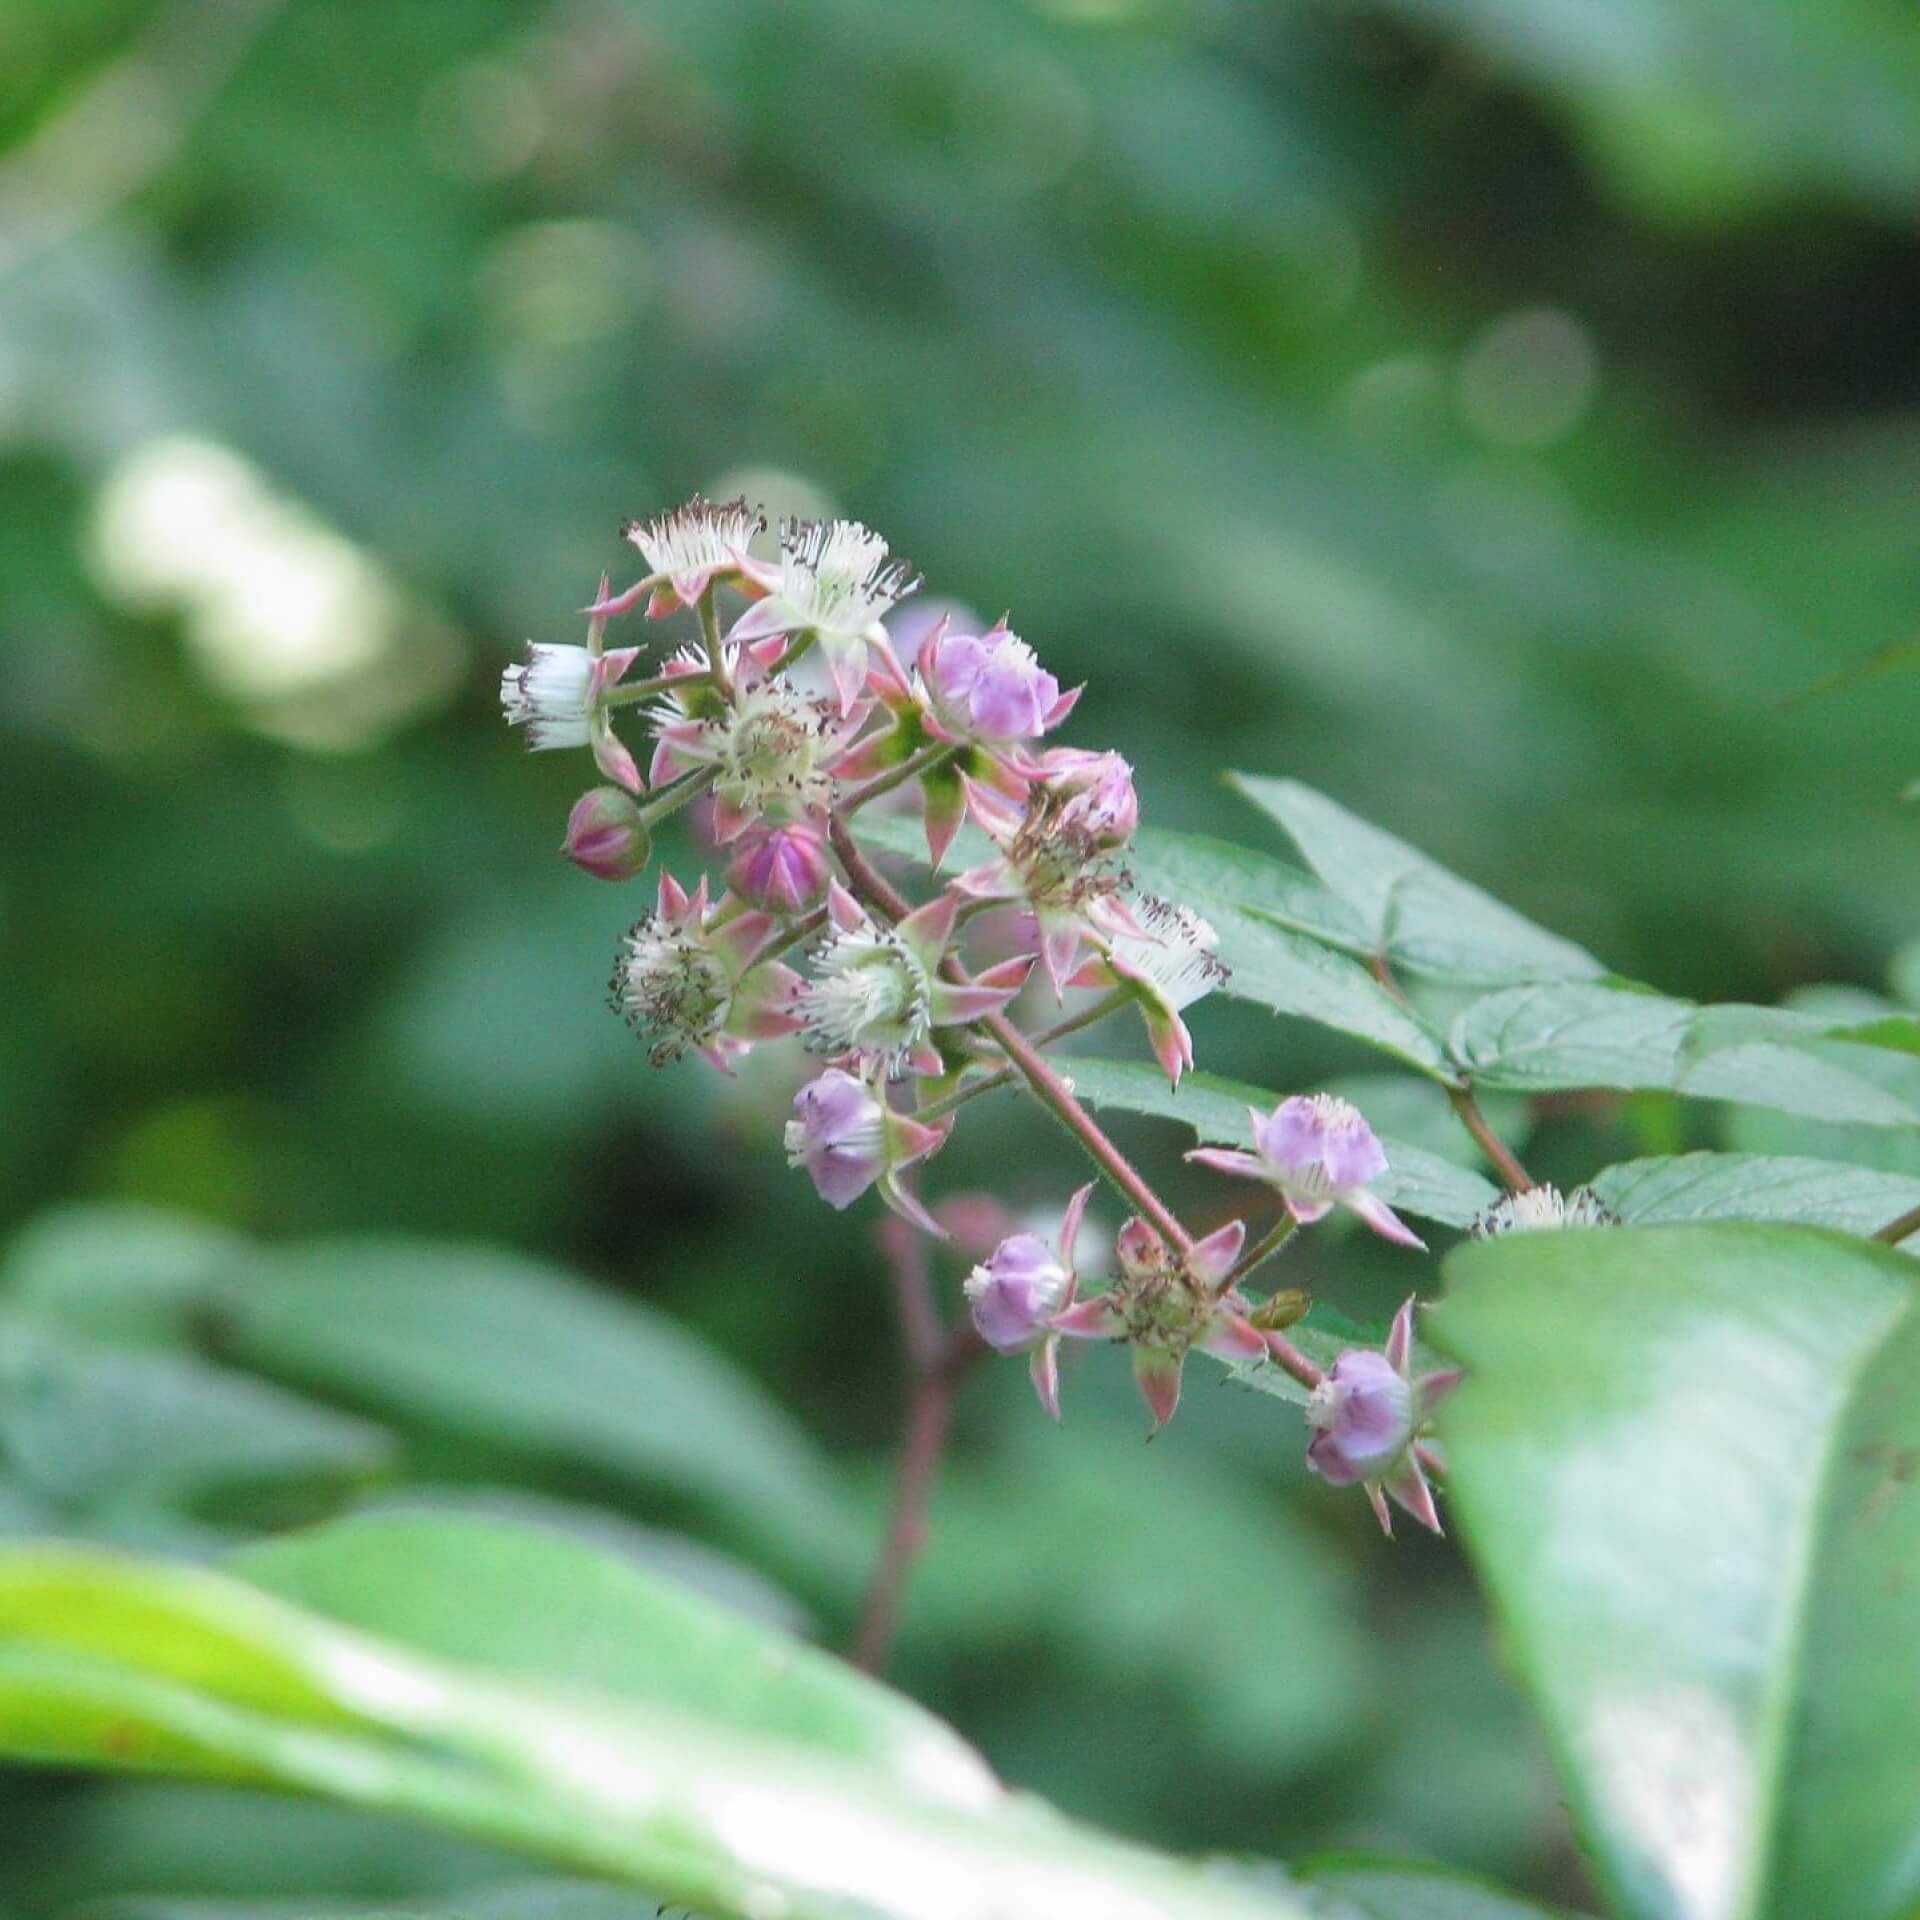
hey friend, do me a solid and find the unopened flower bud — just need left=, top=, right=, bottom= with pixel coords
left=965, top=1233, right=1072, bottom=1353
left=921, top=618, right=1076, bottom=744
left=1305, top=1351, right=1415, bottom=1486
left=1048, top=750, right=1139, bottom=852
left=1249, top=1286, right=1311, bottom=1331
left=785, top=1069, right=889, bottom=1209
left=563, top=787, right=653, bottom=881
left=728, top=820, right=832, bottom=914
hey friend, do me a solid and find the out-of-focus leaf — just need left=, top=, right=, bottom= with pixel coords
left=0, top=1204, right=249, bottom=1349
left=79, top=1882, right=670, bottom=1920
left=1589, top=1151, right=1920, bottom=1242
left=1063, top=1059, right=1498, bottom=1227
left=1297, top=1854, right=1588, bottom=1918
left=232, top=1511, right=989, bottom=1803
left=0, top=1545, right=1320, bottom=1919
left=1437, top=1225, right=1920, bottom=1920
left=0, top=1314, right=391, bottom=1513
left=215, top=1239, right=866, bottom=1589
left=1229, top=775, right=1603, bottom=986
left=908, top=1414, right=1370, bottom=1780
left=1450, top=984, right=1920, bottom=1125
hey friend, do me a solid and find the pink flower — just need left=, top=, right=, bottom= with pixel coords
left=953, top=760, right=1147, bottom=998
left=727, top=820, right=832, bottom=914
left=784, top=1067, right=950, bottom=1234
left=1305, top=1297, right=1462, bottom=1536
left=562, top=787, right=652, bottom=882
left=1187, top=1093, right=1425, bottom=1250
left=1051, top=1215, right=1262, bottom=1431
left=610, top=871, right=803, bottom=1070
left=964, top=1185, right=1093, bottom=1420
left=799, top=882, right=1032, bottom=1078
left=920, top=616, right=1080, bottom=745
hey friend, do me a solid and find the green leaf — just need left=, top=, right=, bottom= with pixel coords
left=232, top=1511, right=993, bottom=1804
left=1436, top=1224, right=1920, bottom=1920
left=0, top=1203, right=250, bottom=1349
left=1061, top=1058, right=1499, bottom=1227
left=0, top=1317, right=393, bottom=1514
left=79, top=1882, right=670, bottom=1920
left=1297, top=1854, right=1589, bottom=1918
left=854, top=811, right=1453, bottom=1072
left=1450, top=984, right=1920, bottom=1125
left=1228, top=775, right=1603, bottom=985
left=1589, top=1152, right=1920, bottom=1242
left=215, top=1238, right=864, bottom=1588
left=1200, top=907, right=1457, bottom=1081
left=0, top=1543, right=1317, bottom=1919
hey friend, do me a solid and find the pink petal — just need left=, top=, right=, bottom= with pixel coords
left=585, top=577, right=655, bottom=619
left=826, top=879, right=867, bottom=935
left=1415, top=1367, right=1465, bottom=1423
left=931, top=978, right=1023, bottom=1025
left=880, top=1171, right=947, bottom=1240
left=1382, top=1456, right=1444, bottom=1535
left=1051, top=1297, right=1124, bottom=1341
left=1187, top=1218, right=1247, bottom=1289
left=1057, top=1183, right=1094, bottom=1268
left=821, top=632, right=870, bottom=717
left=1132, top=1346, right=1183, bottom=1431
left=724, top=599, right=794, bottom=645
left=1042, top=683, right=1084, bottom=730
left=1349, top=1192, right=1428, bottom=1252
left=1029, top=1336, right=1063, bottom=1422
left=1143, top=1004, right=1194, bottom=1089
left=1385, top=1296, right=1416, bottom=1374
left=1365, top=1482, right=1394, bottom=1537
left=1185, top=1147, right=1269, bottom=1182
left=1198, top=1312, right=1267, bottom=1362
left=897, top=891, right=960, bottom=968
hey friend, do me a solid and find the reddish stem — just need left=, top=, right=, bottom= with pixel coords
left=853, top=1221, right=983, bottom=1674
left=826, top=814, right=1192, bottom=1253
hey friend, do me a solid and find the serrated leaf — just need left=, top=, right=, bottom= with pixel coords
left=0, top=1544, right=1318, bottom=1919
left=1450, top=984, right=1920, bottom=1126
left=1061, top=1058, right=1498, bottom=1227
left=216, top=1239, right=865, bottom=1589
left=1589, top=1152, right=1920, bottom=1242
left=1202, top=908, right=1458, bottom=1080
left=1436, top=1225, right=1920, bottom=1920
left=1228, top=775, right=1602, bottom=985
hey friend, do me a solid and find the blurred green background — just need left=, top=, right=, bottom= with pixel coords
left=3, top=0, right=1919, bottom=1910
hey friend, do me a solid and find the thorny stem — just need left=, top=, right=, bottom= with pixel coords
left=1367, top=949, right=1535, bottom=1193
left=840, top=743, right=958, bottom=818
left=826, top=815, right=1193, bottom=1251
left=910, top=990, right=1134, bottom=1127
left=853, top=1218, right=984, bottom=1674
left=1872, top=1200, right=1920, bottom=1246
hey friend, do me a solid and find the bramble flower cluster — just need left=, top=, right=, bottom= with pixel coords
left=503, top=494, right=1448, bottom=1530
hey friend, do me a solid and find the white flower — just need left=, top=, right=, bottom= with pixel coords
left=1470, top=1184, right=1618, bottom=1238
left=1108, top=901, right=1226, bottom=1014
left=500, top=642, right=596, bottom=749
left=627, top=495, right=766, bottom=594
left=728, top=517, right=920, bottom=713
